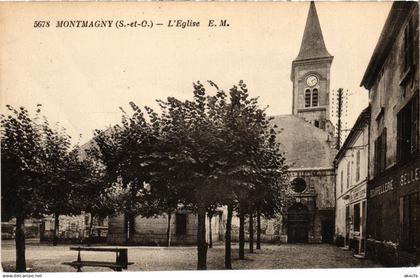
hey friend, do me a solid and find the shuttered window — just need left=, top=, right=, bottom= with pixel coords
left=305, top=89, right=311, bottom=107
left=312, top=89, right=319, bottom=107
left=397, top=93, right=419, bottom=164
left=374, top=128, right=387, bottom=177
left=356, top=150, right=361, bottom=181
left=346, top=162, right=351, bottom=188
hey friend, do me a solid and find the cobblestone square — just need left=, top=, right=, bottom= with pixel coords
left=1, top=241, right=381, bottom=272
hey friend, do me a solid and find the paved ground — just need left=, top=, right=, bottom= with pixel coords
left=1, top=241, right=381, bottom=272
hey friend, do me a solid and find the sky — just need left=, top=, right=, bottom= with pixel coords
left=0, top=2, right=392, bottom=144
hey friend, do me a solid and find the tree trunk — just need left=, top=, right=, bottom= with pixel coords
left=239, top=208, right=245, bottom=260
left=208, top=214, right=213, bottom=248
left=88, top=214, right=94, bottom=236
left=166, top=212, right=172, bottom=247
left=256, top=211, right=261, bottom=250
left=53, top=213, right=59, bottom=246
left=128, top=213, right=136, bottom=244
left=197, top=202, right=207, bottom=270
left=124, top=213, right=129, bottom=245
left=15, top=214, right=26, bottom=272
left=225, top=204, right=233, bottom=269
left=85, top=214, right=94, bottom=246
left=249, top=211, right=254, bottom=253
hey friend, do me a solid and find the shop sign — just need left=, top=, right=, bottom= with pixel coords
left=350, top=184, right=366, bottom=202
left=369, top=179, right=394, bottom=198
left=369, top=163, right=420, bottom=198
left=400, top=166, right=419, bottom=187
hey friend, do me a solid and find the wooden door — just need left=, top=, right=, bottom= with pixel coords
left=287, top=203, right=309, bottom=243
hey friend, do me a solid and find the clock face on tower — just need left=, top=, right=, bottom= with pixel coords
left=306, top=75, right=318, bottom=87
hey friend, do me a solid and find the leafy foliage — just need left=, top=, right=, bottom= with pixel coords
left=1, top=105, right=47, bottom=221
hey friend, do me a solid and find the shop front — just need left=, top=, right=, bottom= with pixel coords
left=347, top=182, right=367, bottom=255
left=367, top=158, right=420, bottom=266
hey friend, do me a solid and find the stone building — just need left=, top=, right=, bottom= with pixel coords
left=251, top=2, right=337, bottom=244
left=40, top=214, right=108, bottom=243
left=334, top=106, right=370, bottom=255
left=360, top=2, right=419, bottom=266
left=107, top=210, right=223, bottom=246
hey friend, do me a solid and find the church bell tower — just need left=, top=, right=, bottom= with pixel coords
left=291, top=2, right=333, bottom=131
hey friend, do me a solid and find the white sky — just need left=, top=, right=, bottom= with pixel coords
left=0, top=2, right=392, bottom=144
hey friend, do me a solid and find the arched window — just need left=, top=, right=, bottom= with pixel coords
left=291, top=178, right=307, bottom=193
left=312, top=89, right=319, bottom=107
left=305, top=89, right=311, bottom=107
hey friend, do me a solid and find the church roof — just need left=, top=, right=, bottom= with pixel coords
left=294, top=2, right=332, bottom=62
left=272, top=115, right=336, bottom=169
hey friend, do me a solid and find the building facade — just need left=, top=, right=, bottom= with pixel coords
left=281, top=1, right=336, bottom=244
left=107, top=210, right=224, bottom=246
left=360, top=2, right=419, bottom=266
left=40, top=214, right=108, bottom=243
left=252, top=2, right=337, bottom=244
left=335, top=107, right=370, bottom=255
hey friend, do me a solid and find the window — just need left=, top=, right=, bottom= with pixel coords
left=340, top=170, right=343, bottom=194
left=356, top=150, right=360, bottom=182
left=312, top=89, right=319, bottom=107
left=400, top=192, right=419, bottom=250
left=374, top=128, right=387, bottom=176
left=397, top=94, right=419, bottom=164
left=305, top=89, right=311, bottom=107
left=314, top=120, right=319, bottom=128
left=176, top=213, right=187, bottom=235
left=403, top=17, right=414, bottom=73
left=291, top=178, right=307, bottom=193
left=304, top=88, right=320, bottom=108
left=346, top=161, right=351, bottom=188
left=353, top=203, right=361, bottom=232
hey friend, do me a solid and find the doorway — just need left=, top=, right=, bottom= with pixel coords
left=321, top=219, right=334, bottom=243
left=287, top=203, right=309, bottom=243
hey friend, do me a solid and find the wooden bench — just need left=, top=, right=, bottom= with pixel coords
left=63, top=246, right=133, bottom=272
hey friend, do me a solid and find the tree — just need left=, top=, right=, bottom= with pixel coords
left=252, top=127, right=288, bottom=250
left=1, top=105, right=48, bottom=271
left=40, top=122, right=83, bottom=246
left=141, top=108, right=187, bottom=247
left=88, top=80, right=287, bottom=270
left=154, top=83, right=226, bottom=269
left=91, top=102, right=162, bottom=244
left=72, top=150, right=118, bottom=241
left=210, top=81, right=287, bottom=261
left=206, top=204, right=219, bottom=249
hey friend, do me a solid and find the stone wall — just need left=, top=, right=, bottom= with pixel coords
left=288, top=169, right=335, bottom=210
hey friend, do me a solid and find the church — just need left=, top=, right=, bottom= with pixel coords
left=256, top=1, right=337, bottom=243
left=103, top=2, right=337, bottom=246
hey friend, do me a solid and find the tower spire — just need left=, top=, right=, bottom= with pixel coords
left=295, top=1, right=332, bottom=61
